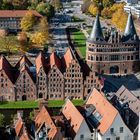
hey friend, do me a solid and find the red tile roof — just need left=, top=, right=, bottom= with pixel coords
left=49, top=52, right=61, bottom=70
left=0, top=55, right=14, bottom=83
left=20, top=132, right=30, bottom=140
left=15, top=55, right=33, bottom=69
left=62, top=99, right=84, bottom=137
left=86, top=88, right=118, bottom=135
left=0, top=10, right=42, bottom=18
left=15, top=118, right=23, bottom=136
left=115, top=85, right=140, bottom=116
left=35, top=51, right=46, bottom=74
left=35, top=106, right=59, bottom=139
left=61, top=48, right=75, bottom=68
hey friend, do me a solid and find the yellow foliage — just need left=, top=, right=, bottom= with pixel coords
left=110, top=3, right=125, bottom=13
left=112, top=9, right=127, bottom=31
left=101, top=7, right=113, bottom=18
left=31, top=32, right=47, bottom=46
left=20, top=11, right=35, bottom=31
left=88, top=4, right=98, bottom=16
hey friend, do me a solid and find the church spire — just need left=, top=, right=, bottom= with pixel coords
left=123, top=12, right=138, bottom=41
left=88, top=14, right=104, bottom=42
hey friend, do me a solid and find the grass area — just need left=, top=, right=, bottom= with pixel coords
left=71, top=28, right=86, bottom=58
left=0, top=100, right=84, bottom=109
left=71, top=16, right=85, bottom=22
left=48, top=99, right=84, bottom=107
left=0, top=100, right=39, bottom=109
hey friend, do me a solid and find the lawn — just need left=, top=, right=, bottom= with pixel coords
left=71, top=28, right=86, bottom=58
left=0, top=100, right=39, bottom=109
left=0, top=100, right=84, bottom=109
left=48, top=99, right=84, bottom=107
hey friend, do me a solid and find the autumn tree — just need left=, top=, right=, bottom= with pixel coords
left=36, top=2, right=54, bottom=18
left=31, top=32, right=48, bottom=47
left=0, top=36, right=19, bottom=53
left=12, top=0, right=29, bottom=9
left=20, top=11, right=35, bottom=31
left=88, top=4, right=98, bottom=17
left=18, top=31, right=28, bottom=52
left=101, top=7, right=112, bottom=18
left=112, top=9, right=127, bottom=31
left=102, top=0, right=114, bottom=8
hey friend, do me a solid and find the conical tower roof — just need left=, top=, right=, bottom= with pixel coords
left=123, top=12, right=138, bottom=41
left=88, top=14, right=104, bottom=42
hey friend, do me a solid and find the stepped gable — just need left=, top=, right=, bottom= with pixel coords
left=86, top=88, right=118, bottom=135
left=46, top=51, right=62, bottom=73
left=35, top=51, right=47, bottom=74
left=15, top=55, right=34, bottom=82
left=15, top=55, right=33, bottom=69
left=88, top=14, right=104, bottom=43
left=20, top=64, right=35, bottom=83
left=0, top=55, right=14, bottom=83
left=61, top=47, right=79, bottom=69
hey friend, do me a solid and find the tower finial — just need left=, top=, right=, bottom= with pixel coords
left=88, top=14, right=104, bottom=42
left=123, top=12, right=138, bottom=41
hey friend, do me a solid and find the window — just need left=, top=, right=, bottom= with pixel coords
left=80, top=134, right=84, bottom=140
left=106, top=138, right=110, bottom=140
left=120, top=127, right=123, bottom=133
left=116, top=137, right=120, bottom=140
left=110, top=128, right=114, bottom=133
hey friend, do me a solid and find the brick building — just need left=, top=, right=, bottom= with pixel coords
left=0, top=10, right=42, bottom=32
left=0, top=48, right=101, bottom=101
left=15, top=56, right=36, bottom=101
left=86, top=12, right=140, bottom=75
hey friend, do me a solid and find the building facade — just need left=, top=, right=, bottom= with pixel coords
left=86, top=13, right=140, bottom=75
left=0, top=48, right=102, bottom=101
left=85, top=88, right=133, bottom=140
left=0, top=10, right=42, bottom=32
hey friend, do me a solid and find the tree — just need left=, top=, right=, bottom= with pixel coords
left=0, top=36, right=19, bottom=53
left=88, top=4, right=98, bottom=17
left=31, top=32, right=48, bottom=47
left=102, top=0, right=114, bottom=8
left=0, top=113, right=5, bottom=127
left=18, top=32, right=29, bottom=52
left=38, top=17, right=50, bottom=40
left=36, top=2, right=54, bottom=18
left=112, top=9, right=127, bottom=31
left=1, top=0, right=14, bottom=10
left=12, top=0, right=29, bottom=9
left=29, top=111, right=34, bottom=120
left=50, top=0, right=62, bottom=10
left=101, top=7, right=112, bottom=18
left=20, top=11, right=35, bottom=31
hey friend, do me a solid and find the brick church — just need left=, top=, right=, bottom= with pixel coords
left=86, top=12, right=140, bottom=75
